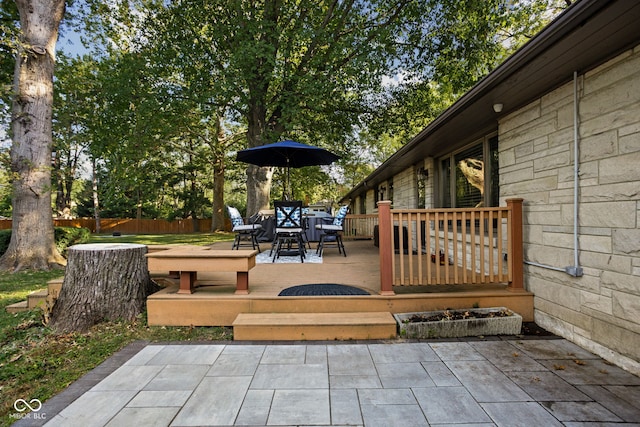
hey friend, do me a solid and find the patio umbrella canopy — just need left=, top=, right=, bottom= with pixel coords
left=236, top=140, right=340, bottom=199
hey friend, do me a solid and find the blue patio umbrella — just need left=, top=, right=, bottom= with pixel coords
left=236, top=140, right=340, bottom=199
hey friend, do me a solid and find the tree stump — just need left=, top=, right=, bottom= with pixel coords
left=49, top=243, right=159, bottom=333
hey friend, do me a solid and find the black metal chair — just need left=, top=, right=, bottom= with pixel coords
left=301, top=207, right=313, bottom=250
left=227, top=205, right=262, bottom=252
left=271, top=201, right=305, bottom=262
left=315, top=205, right=348, bottom=257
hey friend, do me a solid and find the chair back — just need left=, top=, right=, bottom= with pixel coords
left=332, top=205, right=349, bottom=227
left=274, top=201, right=303, bottom=229
left=226, top=206, right=245, bottom=227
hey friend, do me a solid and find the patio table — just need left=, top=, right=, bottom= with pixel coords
left=256, top=214, right=331, bottom=242
left=304, top=215, right=330, bottom=242
left=256, top=216, right=275, bottom=242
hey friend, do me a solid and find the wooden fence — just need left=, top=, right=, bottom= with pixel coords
left=0, top=218, right=215, bottom=234
left=1, top=215, right=373, bottom=236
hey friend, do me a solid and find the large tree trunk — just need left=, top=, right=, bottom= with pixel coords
left=211, top=159, right=226, bottom=231
left=49, top=244, right=159, bottom=333
left=245, top=104, right=273, bottom=216
left=92, top=157, right=102, bottom=233
left=246, top=164, right=273, bottom=217
left=0, top=0, right=66, bottom=271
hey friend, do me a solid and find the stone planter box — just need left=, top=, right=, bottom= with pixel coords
left=394, top=307, right=522, bottom=339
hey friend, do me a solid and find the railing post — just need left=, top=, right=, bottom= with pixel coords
left=507, top=198, right=525, bottom=292
left=378, top=200, right=395, bottom=296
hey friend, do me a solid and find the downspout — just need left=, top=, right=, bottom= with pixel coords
left=524, top=71, right=583, bottom=277
left=567, top=71, right=584, bottom=277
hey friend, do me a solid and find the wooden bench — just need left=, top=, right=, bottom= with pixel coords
left=147, top=245, right=205, bottom=279
left=146, top=246, right=257, bottom=295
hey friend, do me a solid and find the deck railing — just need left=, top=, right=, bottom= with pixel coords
left=342, top=214, right=378, bottom=239
left=377, top=199, right=524, bottom=295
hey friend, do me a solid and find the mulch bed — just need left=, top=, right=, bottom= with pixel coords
left=520, top=321, right=556, bottom=336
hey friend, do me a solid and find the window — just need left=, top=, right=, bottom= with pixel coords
left=438, top=135, right=499, bottom=208
left=416, top=166, right=426, bottom=209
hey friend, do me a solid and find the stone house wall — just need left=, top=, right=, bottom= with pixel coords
left=381, top=159, right=435, bottom=210
left=390, top=168, right=417, bottom=209
left=498, top=45, right=640, bottom=374
left=365, top=188, right=376, bottom=214
left=423, top=158, right=435, bottom=209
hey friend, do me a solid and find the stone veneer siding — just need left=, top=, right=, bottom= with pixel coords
left=499, top=45, right=640, bottom=374
left=390, top=168, right=417, bottom=209
left=388, top=160, right=434, bottom=209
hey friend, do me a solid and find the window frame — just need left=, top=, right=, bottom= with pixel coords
left=437, top=133, right=499, bottom=209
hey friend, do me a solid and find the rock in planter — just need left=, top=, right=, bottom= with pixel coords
left=394, top=307, right=522, bottom=339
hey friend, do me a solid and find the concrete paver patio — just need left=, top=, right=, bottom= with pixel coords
left=12, top=338, right=640, bottom=427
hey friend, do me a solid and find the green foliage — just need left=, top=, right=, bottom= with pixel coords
left=52, top=55, right=100, bottom=217
left=0, top=229, right=9, bottom=255
left=359, top=0, right=569, bottom=168
left=0, top=0, right=19, bottom=98
left=0, top=227, right=91, bottom=257
left=0, top=166, right=12, bottom=218
left=143, top=0, right=424, bottom=213
left=53, top=227, right=91, bottom=255
left=87, top=233, right=234, bottom=246
left=48, top=0, right=569, bottom=222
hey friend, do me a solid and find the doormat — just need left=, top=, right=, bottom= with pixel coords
left=256, top=251, right=322, bottom=264
left=278, top=284, right=370, bottom=296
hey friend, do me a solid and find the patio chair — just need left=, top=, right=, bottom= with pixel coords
left=301, top=207, right=312, bottom=250
left=315, top=205, right=348, bottom=257
left=227, top=205, right=262, bottom=252
left=271, top=200, right=306, bottom=262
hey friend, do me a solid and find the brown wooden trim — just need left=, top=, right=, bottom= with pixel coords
left=377, top=201, right=395, bottom=295
left=507, top=198, right=524, bottom=292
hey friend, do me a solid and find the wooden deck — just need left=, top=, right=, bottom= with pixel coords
left=146, top=240, right=534, bottom=328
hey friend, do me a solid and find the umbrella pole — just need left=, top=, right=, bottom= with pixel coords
left=287, top=166, right=291, bottom=200
left=286, top=159, right=291, bottom=200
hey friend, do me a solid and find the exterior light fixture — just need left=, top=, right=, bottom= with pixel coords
left=493, top=103, right=504, bottom=113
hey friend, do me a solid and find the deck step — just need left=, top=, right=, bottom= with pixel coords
left=27, top=289, right=48, bottom=309
left=232, top=312, right=397, bottom=341
left=6, top=301, right=29, bottom=314
left=5, top=289, right=49, bottom=314
left=4, top=278, right=64, bottom=315
left=47, top=278, right=63, bottom=300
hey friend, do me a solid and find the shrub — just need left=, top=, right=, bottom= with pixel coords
left=54, top=227, right=91, bottom=255
left=0, top=227, right=91, bottom=257
left=0, top=229, right=10, bottom=256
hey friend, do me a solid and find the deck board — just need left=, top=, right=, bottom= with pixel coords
left=147, top=240, right=534, bottom=329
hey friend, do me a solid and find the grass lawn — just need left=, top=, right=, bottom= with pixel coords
left=0, top=232, right=234, bottom=426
